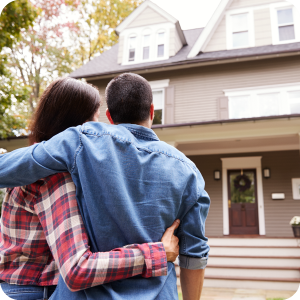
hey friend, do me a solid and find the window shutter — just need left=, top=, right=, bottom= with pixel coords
left=164, top=86, right=175, bottom=124
left=218, top=96, right=229, bottom=120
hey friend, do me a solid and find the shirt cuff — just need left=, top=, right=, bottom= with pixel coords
left=179, top=254, right=208, bottom=270
left=141, top=242, right=168, bottom=278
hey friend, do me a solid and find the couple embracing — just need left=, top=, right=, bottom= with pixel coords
left=0, top=73, right=210, bottom=300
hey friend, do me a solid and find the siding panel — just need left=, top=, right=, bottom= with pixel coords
left=254, top=9, right=272, bottom=47
left=230, top=0, right=282, bottom=9
left=127, top=7, right=168, bottom=29
left=117, top=36, right=124, bottom=64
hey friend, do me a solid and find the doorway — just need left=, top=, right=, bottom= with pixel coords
left=228, top=169, right=259, bottom=235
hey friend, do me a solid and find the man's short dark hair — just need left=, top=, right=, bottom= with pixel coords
left=105, top=73, right=153, bottom=124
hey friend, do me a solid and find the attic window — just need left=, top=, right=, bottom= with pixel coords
left=128, top=36, right=137, bottom=62
left=157, top=32, right=165, bottom=57
left=143, top=34, right=150, bottom=60
left=231, top=13, right=249, bottom=48
left=277, top=8, right=295, bottom=41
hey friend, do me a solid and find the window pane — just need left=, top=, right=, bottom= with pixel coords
left=158, top=32, right=165, bottom=44
left=229, top=95, right=252, bottom=119
left=143, top=46, right=150, bottom=60
left=258, top=93, right=280, bottom=116
left=232, top=13, right=248, bottom=32
left=129, top=37, right=136, bottom=49
left=277, top=8, right=294, bottom=25
left=143, top=35, right=150, bottom=46
left=129, top=49, right=135, bottom=61
left=153, top=109, right=162, bottom=125
left=157, top=44, right=164, bottom=57
left=289, top=91, right=300, bottom=114
left=232, top=31, right=249, bottom=48
left=279, top=25, right=295, bottom=41
left=153, top=90, right=163, bottom=109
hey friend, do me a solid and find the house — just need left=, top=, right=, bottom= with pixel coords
left=2, top=0, right=300, bottom=291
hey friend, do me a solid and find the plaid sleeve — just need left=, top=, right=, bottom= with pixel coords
left=35, top=173, right=167, bottom=292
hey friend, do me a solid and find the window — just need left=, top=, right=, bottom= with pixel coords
left=277, top=8, right=295, bottom=41
left=143, top=34, right=150, bottom=60
left=225, top=84, right=300, bottom=119
left=157, top=32, right=165, bottom=58
left=152, top=89, right=164, bottom=124
left=128, top=36, right=136, bottom=62
left=231, top=13, right=249, bottom=48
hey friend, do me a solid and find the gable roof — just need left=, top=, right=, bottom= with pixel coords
left=115, top=0, right=186, bottom=45
left=188, top=0, right=233, bottom=58
left=69, top=26, right=300, bottom=79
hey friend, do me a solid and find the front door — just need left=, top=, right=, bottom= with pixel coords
left=228, top=169, right=259, bottom=235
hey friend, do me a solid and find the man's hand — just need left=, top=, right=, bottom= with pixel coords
left=161, top=219, right=180, bottom=262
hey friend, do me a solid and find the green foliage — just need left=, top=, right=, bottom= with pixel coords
left=0, top=0, right=37, bottom=51
left=73, top=0, right=143, bottom=65
left=0, top=189, right=5, bottom=216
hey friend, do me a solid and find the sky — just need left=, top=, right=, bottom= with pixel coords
left=151, top=0, right=222, bottom=30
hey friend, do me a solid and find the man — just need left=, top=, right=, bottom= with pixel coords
left=0, top=73, right=210, bottom=300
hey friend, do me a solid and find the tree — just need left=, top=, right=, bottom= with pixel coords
left=0, top=0, right=37, bottom=138
left=73, top=0, right=143, bottom=65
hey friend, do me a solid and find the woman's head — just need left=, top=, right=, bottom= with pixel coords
left=29, top=77, right=101, bottom=144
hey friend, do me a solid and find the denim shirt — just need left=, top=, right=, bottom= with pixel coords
left=0, top=123, right=210, bottom=300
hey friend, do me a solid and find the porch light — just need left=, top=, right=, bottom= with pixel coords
left=214, top=170, right=221, bottom=180
left=263, top=168, right=271, bottom=179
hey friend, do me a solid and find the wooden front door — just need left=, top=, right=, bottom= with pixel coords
left=228, top=169, right=259, bottom=235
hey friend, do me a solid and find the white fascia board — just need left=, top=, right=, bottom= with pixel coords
left=115, top=0, right=178, bottom=35
left=187, top=0, right=233, bottom=58
left=149, top=79, right=170, bottom=89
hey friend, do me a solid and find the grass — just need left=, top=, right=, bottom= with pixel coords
left=267, top=298, right=285, bottom=300
left=178, top=292, right=183, bottom=300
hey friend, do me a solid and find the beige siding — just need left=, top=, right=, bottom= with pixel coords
left=204, top=15, right=227, bottom=53
left=230, top=0, right=281, bottom=9
left=117, top=36, right=124, bottom=64
left=189, top=150, right=300, bottom=237
left=254, top=8, right=272, bottom=47
left=169, top=28, right=183, bottom=57
left=127, top=6, right=168, bottom=29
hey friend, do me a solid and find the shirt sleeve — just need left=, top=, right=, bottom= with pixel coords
left=177, top=169, right=210, bottom=270
left=0, top=127, right=81, bottom=188
left=34, top=173, right=167, bottom=292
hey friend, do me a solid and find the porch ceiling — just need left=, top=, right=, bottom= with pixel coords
left=153, top=117, right=300, bottom=155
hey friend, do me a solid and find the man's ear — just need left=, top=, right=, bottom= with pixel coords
left=106, top=109, right=114, bottom=124
left=150, top=103, right=154, bottom=121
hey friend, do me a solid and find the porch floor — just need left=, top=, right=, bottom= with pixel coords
left=178, top=287, right=297, bottom=300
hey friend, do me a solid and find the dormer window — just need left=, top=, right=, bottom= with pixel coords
left=277, top=8, right=295, bottom=41
left=231, top=13, right=249, bottom=48
left=157, top=32, right=165, bottom=57
left=128, top=36, right=137, bottom=62
left=143, top=34, right=150, bottom=60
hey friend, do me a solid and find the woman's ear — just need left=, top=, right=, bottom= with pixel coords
left=106, top=109, right=114, bottom=124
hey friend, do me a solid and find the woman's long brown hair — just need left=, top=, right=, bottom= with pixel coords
left=29, top=77, right=101, bottom=144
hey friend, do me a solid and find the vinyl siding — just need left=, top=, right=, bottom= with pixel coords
left=90, top=56, right=300, bottom=124
left=189, top=150, right=300, bottom=237
left=204, top=15, right=227, bottom=52
left=127, top=6, right=168, bottom=29
left=229, top=0, right=282, bottom=9
left=117, top=36, right=124, bottom=64
left=254, top=8, right=272, bottom=47
left=169, top=28, right=183, bottom=57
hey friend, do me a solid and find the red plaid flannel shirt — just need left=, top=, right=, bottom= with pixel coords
left=0, top=173, right=167, bottom=291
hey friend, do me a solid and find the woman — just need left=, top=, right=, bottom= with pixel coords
left=0, top=77, right=180, bottom=300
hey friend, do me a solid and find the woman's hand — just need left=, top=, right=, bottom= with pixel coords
left=161, top=219, right=180, bottom=262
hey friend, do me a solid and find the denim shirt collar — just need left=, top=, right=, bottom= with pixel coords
left=118, top=123, right=160, bottom=141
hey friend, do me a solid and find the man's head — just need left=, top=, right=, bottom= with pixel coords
left=105, top=73, right=154, bottom=127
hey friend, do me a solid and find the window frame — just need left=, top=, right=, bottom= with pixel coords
left=127, top=34, right=138, bottom=62
left=156, top=31, right=166, bottom=58
left=270, top=2, right=300, bottom=45
left=152, top=88, right=165, bottom=125
left=226, top=8, right=255, bottom=50
left=224, top=83, right=300, bottom=119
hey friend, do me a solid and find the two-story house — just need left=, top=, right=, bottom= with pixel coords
left=1, top=0, right=300, bottom=292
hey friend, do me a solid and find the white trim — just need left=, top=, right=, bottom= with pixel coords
left=149, top=79, right=170, bottom=89
left=221, top=157, right=266, bottom=236
left=226, top=9, right=255, bottom=50
left=270, top=2, right=300, bottom=45
left=188, top=0, right=233, bottom=58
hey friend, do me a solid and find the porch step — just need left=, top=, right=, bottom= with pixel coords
left=176, top=238, right=300, bottom=291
